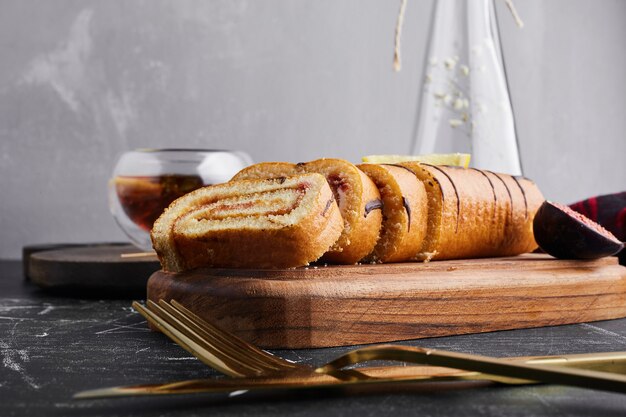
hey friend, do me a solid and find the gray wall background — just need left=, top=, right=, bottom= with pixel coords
left=1, top=0, right=624, bottom=259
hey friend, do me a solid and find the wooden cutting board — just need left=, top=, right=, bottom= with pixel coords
left=147, top=254, right=626, bottom=349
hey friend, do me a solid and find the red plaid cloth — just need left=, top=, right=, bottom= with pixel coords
left=569, top=191, right=626, bottom=265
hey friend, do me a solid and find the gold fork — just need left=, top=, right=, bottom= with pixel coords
left=74, top=300, right=626, bottom=399
left=133, top=300, right=526, bottom=381
left=134, top=299, right=298, bottom=377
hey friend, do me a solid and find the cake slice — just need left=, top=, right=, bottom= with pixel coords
left=151, top=173, right=343, bottom=271
left=357, top=163, right=428, bottom=263
left=399, top=162, right=544, bottom=261
left=232, top=158, right=383, bottom=264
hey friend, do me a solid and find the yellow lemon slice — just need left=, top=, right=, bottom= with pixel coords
left=362, top=153, right=471, bottom=168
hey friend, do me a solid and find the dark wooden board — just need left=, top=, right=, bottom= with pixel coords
left=148, top=254, right=626, bottom=348
left=22, top=242, right=129, bottom=280
left=28, top=244, right=160, bottom=297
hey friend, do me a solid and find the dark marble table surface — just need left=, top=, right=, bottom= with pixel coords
left=3, top=260, right=626, bottom=417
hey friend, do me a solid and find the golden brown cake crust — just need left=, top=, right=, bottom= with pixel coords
left=399, top=162, right=544, bottom=260
left=358, top=163, right=428, bottom=263
left=151, top=174, right=343, bottom=271
left=231, top=158, right=382, bottom=264
left=231, top=162, right=299, bottom=181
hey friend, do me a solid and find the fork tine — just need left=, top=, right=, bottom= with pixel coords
left=157, top=300, right=288, bottom=373
left=132, top=301, right=248, bottom=377
left=146, top=300, right=273, bottom=376
left=138, top=300, right=274, bottom=377
left=168, top=299, right=300, bottom=372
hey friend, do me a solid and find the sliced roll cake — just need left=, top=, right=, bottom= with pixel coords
left=399, top=162, right=544, bottom=261
left=151, top=173, right=343, bottom=271
left=232, top=158, right=383, bottom=264
left=357, top=163, right=428, bottom=263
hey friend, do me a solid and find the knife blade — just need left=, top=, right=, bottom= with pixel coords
left=74, top=366, right=522, bottom=399
left=74, top=350, right=626, bottom=399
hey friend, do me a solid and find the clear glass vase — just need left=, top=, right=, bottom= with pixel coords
left=411, top=0, right=522, bottom=175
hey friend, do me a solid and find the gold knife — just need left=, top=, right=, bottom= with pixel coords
left=75, top=351, right=626, bottom=399
left=74, top=366, right=523, bottom=399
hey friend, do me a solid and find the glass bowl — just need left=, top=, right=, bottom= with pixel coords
left=108, top=149, right=252, bottom=251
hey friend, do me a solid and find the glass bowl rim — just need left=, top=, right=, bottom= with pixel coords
left=131, top=148, right=242, bottom=153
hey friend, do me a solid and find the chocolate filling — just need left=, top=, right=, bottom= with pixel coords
left=490, top=172, right=514, bottom=222
left=423, top=164, right=460, bottom=232
left=364, top=199, right=383, bottom=217
left=390, top=163, right=445, bottom=201
left=321, top=196, right=335, bottom=217
left=402, top=196, right=412, bottom=232
left=512, top=176, right=529, bottom=219
left=471, top=168, right=497, bottom=205
left=388, top=164, right=446, bottom=235
left=386, top=163, right=416, bottom=175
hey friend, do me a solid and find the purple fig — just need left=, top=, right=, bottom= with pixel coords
left=533, top=200, right=624, bottom=260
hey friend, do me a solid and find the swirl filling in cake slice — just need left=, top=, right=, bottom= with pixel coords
left=357, top=163, right=428, bottom=263
left=232, top=158, right=383, bottom=264
left=151, top=173, right=343, bottom=271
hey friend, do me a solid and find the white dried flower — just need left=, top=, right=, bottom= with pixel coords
left=444, top=57, right=457, bottom=70
left=463, top=98, right=470, bottom=108
left=443, top=94, right=453, bottom=106
left=449, top=119, right=464, bottom=128
left=460, top=65, right=470, bottom=76
left=425, top=73, right=433, bottom=83
left=433, top=92, right=446, bottom=100
left=453, top=98, right=464, bottom=110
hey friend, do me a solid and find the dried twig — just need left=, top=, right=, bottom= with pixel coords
left=392, top=0, right=524, bottom=72
left=393, top=0, right=408, bottom=72
left=504, top=0, right=524, bottom=28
